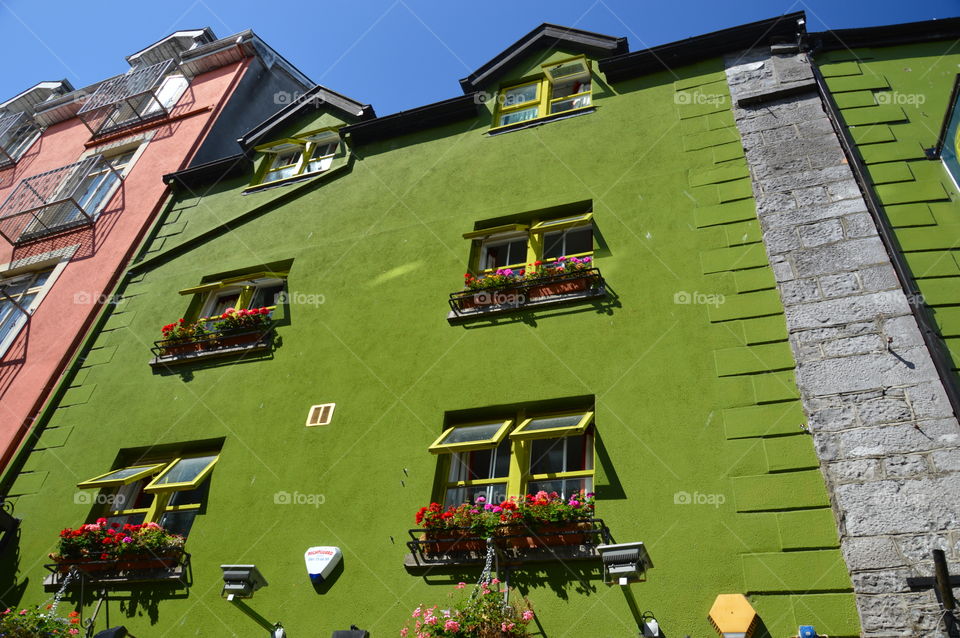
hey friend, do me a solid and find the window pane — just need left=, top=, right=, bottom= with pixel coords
left=106, top=512, right=146, bottom=528
left=168, top=477, right=209, bottom=506
left=448, top=439, right=510, bottom=481
left=113, top=480, right=154, bottom=511
left=209, top=293, right=240, bottom=316
left=530, top=432, right=592, bottom=474
left=499, top=107, right=538, bottom=126
left=549, top=62, right=589, bottom=82
left=565, top=226, right=593, bottom=254
left=502, top=84, right=537, bottom=107
left=551, top=79, right=591, bottom=100
left=443, top=483, right=508, bottom=509
left=524, top=414, right=584, bottom=433
left=542, top=231, right=564, bottom=260
left=159, top=510, right=198, bottom=537
left=506, top=239, right=528, bottom=266
left=550, top=94, right=592, bottom=114
left=440, top=422, right=503, bottom=445
left=526, top=477, right=592, bottom=500
left=250, top=284, right=284, bottom=308
left=88, top=465, right=158, bottom=484
left=530, top=438, right=566, bottom=475
left=152, top=455, right=217, bottom=487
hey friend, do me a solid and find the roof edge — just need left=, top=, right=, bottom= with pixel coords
left=810, top=16, right=960, bottom=51
left=237, top=85, right=374, bottom=149
left=460, top=23, right=628, bottom=92
left=599, top=11, right=806, bottom=83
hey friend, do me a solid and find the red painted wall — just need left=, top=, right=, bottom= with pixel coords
left=0, top=58, right=251, bottom=472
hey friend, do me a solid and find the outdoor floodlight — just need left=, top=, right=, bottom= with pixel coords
left=221, top=564, right=269, bottom=598
left=332, top=627, right=369, bottom=638
left=597, top=542, right=653, bottom=585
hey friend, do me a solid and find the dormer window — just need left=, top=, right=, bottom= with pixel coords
left=493, top=56, right=593, bottom=129
left=253, top=130, right=340, bottom=187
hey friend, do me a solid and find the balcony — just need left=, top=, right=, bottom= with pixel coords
left=150, top=326, right=276, bottom=368
left=0, top=111, right=41, bottom=168
left=404, top=519, right=612, bottom=570
left=43, top=551, right=191, bottom=591
left=448, top=267, right=607, bottom=323
left=0, top=154, right=122, bottom=244
left=77, top=59, right=181, bottom=137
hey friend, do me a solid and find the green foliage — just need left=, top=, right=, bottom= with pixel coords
left=52, top=519, right=184, bottom=561
left=401, top=582, right=534, bottom=637
left=0, top=606, right=80, bottom=636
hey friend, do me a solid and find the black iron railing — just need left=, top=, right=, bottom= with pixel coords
left=0, top=111, right=41, bottom=168
left=77, top=59, right=181, bottom=137
left=405, top=519, right=613, bottom=568
left=43, top=552, right=190, bottom=590
left=449, top=268, right=606, bottom=317
left=0, top=154, right=122, bottom=244
left=150, top=327, right=275, bottom=362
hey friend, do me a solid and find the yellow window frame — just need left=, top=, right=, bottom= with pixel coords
left=510, top=411, right=594, bottom=441
left=429, top=419, right=513, bottom=455
left=530, top=213, right=594, bottom=234
left=431, top=411, right=596, bottom=502
left=143, top=454, right=219, bottom=494
left=253, top=128, right=341, bottom=185
left=76, top=463, right=166, bottom=489
left=491, top=56, right=593, bottom=130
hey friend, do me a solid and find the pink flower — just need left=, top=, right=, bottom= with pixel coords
left=522, top=610, right=535, bottom=621
left=70, top=631, right=80, bottom=636
left=444, top=620, right=460, bottom=631
left=475, top=496, right=485, bottom=503
left=412, top=607, right=421, bottom=618
left=492, top=506, right=502, bottom=513
left=569, top=500, right=580, bottom=508
left=501, top=622, right=515, bottom=631
left=19, top=610, right=27, bottom=615
left=400, top=629, right=408, bottom=637
left=455, top=582, right=465, bottom=589
left=491, top=578, right=500, bottom=584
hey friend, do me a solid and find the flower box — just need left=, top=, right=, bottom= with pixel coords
left=53, top=549, right=183, bottom=574
left=420, top=530, right=487, bottom=555
left=500, top=521, right=593, bottom=549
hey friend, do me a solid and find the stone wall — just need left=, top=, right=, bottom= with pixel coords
left=726, top=48, right=960, bottom=637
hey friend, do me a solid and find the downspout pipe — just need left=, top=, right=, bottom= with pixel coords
left=808, top=47, right=960, bottom=424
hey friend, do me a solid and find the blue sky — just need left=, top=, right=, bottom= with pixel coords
left=0, top=0, right=956, bottom=115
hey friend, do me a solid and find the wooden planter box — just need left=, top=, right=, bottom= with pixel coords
left=500, top=522, right=593, bottom=549
left=158, top=329, right=268, bottom=357
left=421, top=530, right=487, bottom=554
left=54, top=550, right=183, bottom=574
left=527, top=276, right=590, bottom=299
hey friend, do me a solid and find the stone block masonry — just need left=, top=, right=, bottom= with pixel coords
left=726, top=48, right=960, bottom=637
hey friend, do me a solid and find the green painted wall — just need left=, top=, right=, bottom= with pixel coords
left=1, top=46, right=858, bottom=638
left=818, top=41, right=960, bottom=380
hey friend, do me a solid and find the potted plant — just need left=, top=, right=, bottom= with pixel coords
left=414, top=491, right=595, bottom=554
left=525, top=256, right=594, bottom=299
left=208, top=307, right=273, bottom=349
left=0, top=606, right=81, bottom=637
left=49, top=519, right=185, bottom=574
left=400, top=580, right=535, bottom=637
left=159, top=318, right=208, bottom=355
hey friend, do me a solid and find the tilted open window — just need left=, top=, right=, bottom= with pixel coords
left=253, top=130, right=340, bottom=187
left=492, top=56, right=593, bottom=130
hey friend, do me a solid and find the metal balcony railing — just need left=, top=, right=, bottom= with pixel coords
left=404, top=519, right=613, bottom=569
left=0, top=154, right=122, bottom=244
left=449, top=267, right=607, bottom=319
left=0, top=111, right=41, bottom=167
left=77, top=58, right=180, bottom=137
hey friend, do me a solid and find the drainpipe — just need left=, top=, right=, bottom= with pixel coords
left=808, top=48, right=960, bottom=423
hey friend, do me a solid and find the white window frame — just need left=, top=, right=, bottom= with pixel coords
left=478, top=232, right=529, bottom=272
left=0, top=249, right=73, bottom=359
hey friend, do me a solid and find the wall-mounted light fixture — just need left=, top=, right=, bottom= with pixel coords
left=221, top=565, right=286, bottom=637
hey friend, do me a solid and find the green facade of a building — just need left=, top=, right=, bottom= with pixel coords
left=11, top=13, right=960, bottom=638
